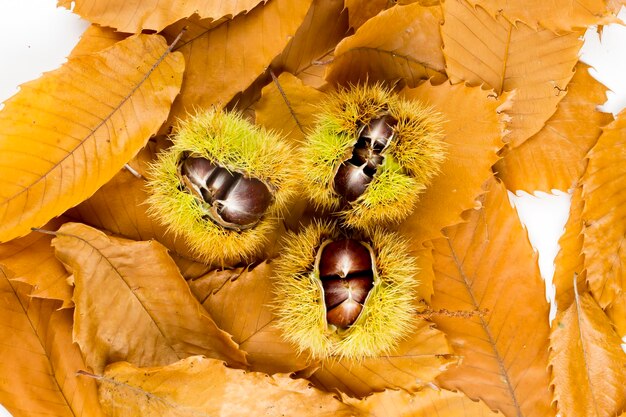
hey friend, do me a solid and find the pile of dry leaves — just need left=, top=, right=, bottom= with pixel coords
left=0, top=0, right=625, bottom=416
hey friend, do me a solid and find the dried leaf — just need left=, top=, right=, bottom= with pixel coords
left=255, top=72, right=326, bottom=144
left=344, top=387, right=500, bottom=417
left=442, top=0, right=582, bottom=147
left=581, top=113, right=626, bottom=308
left=0, top=218, right=72, bottom=307
left=60, top=0, right=264, bottom=33
left=51, top=222, right=247, bottom=373
left=188, top=262, right=310, bottom=374
left=0, top=34, right=184, bottom=242
left=606, top=293, right=626, bottom=339
left=306, top=318, right=454, bottom=398
left=495, top=63, right=612, bottom=193
left=97, top=356, right=361, bottom=417
left=326, top=3, right=447, bottom=87
left=432, top=179, right=554, bottom=417
left=345, top=0, right=391, bottom=29
left=398, top=82, right=506, bottom=247
left=550, top=287, right=626, bottom=417
left=466, top=0, right=619, bottom=32
left=0, top=269, right=104, bottom=417
left=69, top=24, right=129, bottom=58
left=553, top=186, right=588, bottom=311
left=160, top=0, right=312, bottom=134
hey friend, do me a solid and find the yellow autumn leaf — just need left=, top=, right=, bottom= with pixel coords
left=581, top=112, right=626, bottom=308
left=344, top=387, right=500, bottom=417
left=398, top=81, right=507, bottom=247
left=160, top=0, right=312, bottom=134
left=96, top=356, right=362, bottom=417
left=326, top=3, right=447, bottom=87
left=59, top=0, right=264, bottom=33
left=466, top=0, right=619, bottom=32
left=68, top=24, right=129, bottom=58
left=431, top=179, right=554, bottom=417
left=606, top=294, right=626, bottom=340
left=344, top=0, right=389, bottom=29
left=550, top=286, right=626, bottom=417
left=442, top=0, right=582, bottom=147
left=0, top=217, right=72, bottom=307
left=51, top=222, right=247, bottom=373
left=496, top=63, right=613, bottom=193
left=188, top=262, right=311, bottom=374
left=0, top=34, right=184, bottom=243
left=0, top=270, right=104, bottom=417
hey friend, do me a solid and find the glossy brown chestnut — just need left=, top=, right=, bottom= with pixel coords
left=318, top=239, right=375, bottom=328
left=180, top=156, right=272, bottom=229
left=332, top=115, right=397, bottom=203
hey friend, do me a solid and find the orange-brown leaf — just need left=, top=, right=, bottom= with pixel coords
left=59, top=0, right=264, bottom=33
left=550, top=287, right=626, bottom=417
left=160, top=0, right=312, bottom=134
left=0, top=218, right=72, bottom=307
left=344, top=0, right=390, bottom=29
left=306, top=318, right=454, bottom=398
left=581, top=112, right=626, bottom=308
left=398, top=82, right=506, bottom=247
left=466, top=0, right=619, bottom=32
left=432, top=179, right=554, bottom=417
left=0, top=269, right=104, bottom=417
left=69, top=24, right=129, bottom=58
left=326, top=3, right=447, bottom=87
left=495, top=63, right=612, bottom=193
left=97, top=356, right=361, bottom=417
left=442, top=0, right=582, bottom=147
left=606, top=293, right=626, bottom=340
left=188, top=262, right=310, bottom=374
left=344, top=387, right=500, bottom=417
left=51, top=223, right=247, bottom=373
left=0, top=34, right=184, bottom=242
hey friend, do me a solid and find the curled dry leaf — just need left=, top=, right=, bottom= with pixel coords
left=398, top=81, right=507, bottom=247
left=0, top=269, right=104, bottom=417
left=51, top=222, right=247, bottom=373
left=0, top=217, right=72, bottom=307
left=96, top=356, right=361, bottom=417
left=160, top=0, right=312, bottom=134
left=343, top=387, right=500, bottom=417
left=581, top=112, right=626, bottom=308
left=326, top=3, right=447, bottom=87
left=0, top=34, right=184, bottom=242
left=188, top=262, right=311, bottom=374
left=305, top=318, right=454, bottom=398
left=465, top=0, right=619, bottom=32
left=550, top=286, right=626, bottom=417
left=442, top=0, right=582, bottom=147
left=431, top=179, right=554, bottom=417
left=59, top=0, right=264, bottom=33
left=495, top=63, right=613, bottom=193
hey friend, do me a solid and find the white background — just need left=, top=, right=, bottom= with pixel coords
left=0, top=1, right=625, bottom=416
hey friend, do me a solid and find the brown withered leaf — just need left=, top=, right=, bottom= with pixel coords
left=344, top=0, right=391, bottom=29
left=96, top=356, right=361, bottom=417
left=550, top=286, right=626, bottom=417
left=160, top=0, right=312, bottom=134
left=431, top=179, right=554, bottom=417
left=466, top=0, right=619, bottom=32
left=581, top=113, right=626, bottom=308
left=0, top=269, right=104, bottom=417
left=51, top=222, right=247, bottom=373
left=188, top=262, right=310, bottom=374
left=0, top=218, right=72, bottom=307
left=255, top=72, right=326, bottom=144
left=496, top=63, right=612, bottom=193
left=344, top=387, right=500, bottom=416
left=442, top=0, right=582, bottom=147
left=60, top=0, right=264, bottom=33
left=0, top=34, right=184, bottom=243
left=398, top=82, right=507, bottom=248
left=69, top=24, right=129, bottom=58
left=553, top=186, right=588, bottom=311
left=306, top=318, right=454, bottom=398
left=326, top=3, right=447, bottom=87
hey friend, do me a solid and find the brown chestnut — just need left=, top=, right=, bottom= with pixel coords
left=317, top=239, right=375, bottom=328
